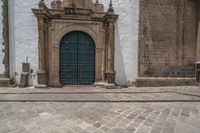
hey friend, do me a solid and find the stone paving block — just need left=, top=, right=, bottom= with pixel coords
left=150, top=128, right=161, bottom=133
left=116, top=122, right=128, bottom=129
left=135, top=125, right=151, bottom=133
left=164, top=121, right=176, bottom=132
left=152, top=122, right=164, bottom=131
left=120, top=118, right=132, bottom=125
left=86, top=125, right=97, bottom=132
left=105, top=121, right=117, bottom=129
left=143, top=121, right=153, bottom=127
left=127, top=114, right=137, bottom=120
left=126, top=126, right=136, bottom=132
left=78, top=121, right=91, bottom=129
left=93, top=122, right=102, bottom=128
left=129, top=121, right=141, bottom=128
left=108, top=128, right=127, bottom=133
left=100, top=126, right=110, bottom=132
left=181, top=107, right=190, bottom=117
left=172, top=107, right=182, bottom=117
left=71, top=126, right=89, bottom=133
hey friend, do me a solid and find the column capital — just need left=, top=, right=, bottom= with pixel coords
left=104, top=13, right=118, bottom=23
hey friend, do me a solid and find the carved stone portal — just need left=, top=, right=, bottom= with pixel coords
left=32, top=0, right=118, bottom=87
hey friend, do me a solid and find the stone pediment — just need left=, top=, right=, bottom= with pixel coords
left=62, top=0, right=94, bottom=9
left=32, top=0, right=107, bottom=19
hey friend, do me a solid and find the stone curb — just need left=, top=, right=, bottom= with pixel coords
left=0, top=100, right=200, bottom=102
left=0, top=91, right=199, bottom=97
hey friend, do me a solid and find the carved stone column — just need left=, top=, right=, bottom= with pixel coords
left=36, top=16, right=48, bottom=87
left=38, top=17, right=46, bottom=73
left=104, top=4, right=118, bottom=86
left=33, top=1, right=48, bottom=87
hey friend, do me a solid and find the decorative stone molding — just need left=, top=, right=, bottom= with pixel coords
left=33, top=0, right=118, bottom=87
left=1, top=0, right=9, bottom=78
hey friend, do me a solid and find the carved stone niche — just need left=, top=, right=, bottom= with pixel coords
left=32, top=0, right=118, bottom=87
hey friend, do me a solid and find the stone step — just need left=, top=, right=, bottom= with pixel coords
left=136, top=77, right=196, bottom=87
left=0, top=78, right=10, bottom=87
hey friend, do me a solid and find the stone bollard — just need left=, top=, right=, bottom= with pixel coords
left=19, top=63, right=30, bottom=88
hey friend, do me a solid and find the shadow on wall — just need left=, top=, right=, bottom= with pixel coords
left=115, top=24, right=127, bottom=86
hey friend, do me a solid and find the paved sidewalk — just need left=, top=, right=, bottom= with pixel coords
left=0, top=86, right=200, bottom=102
left=0, top=86, right=200, bottom=95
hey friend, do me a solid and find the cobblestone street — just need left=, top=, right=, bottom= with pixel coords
left=0, top=86, right=200, bottom=133
left=0, top=102, right=200, bottom=133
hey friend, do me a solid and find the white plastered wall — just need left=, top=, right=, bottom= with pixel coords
left=9, top=0, right=52, bottom=84
left=100, top=0, right=139, bottom=86
left=10, top=0, right=139, bottom=86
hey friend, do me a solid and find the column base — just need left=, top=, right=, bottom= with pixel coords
left=35, top=84, right=48, bottom=89
left=48, top=82, right=62, bottom=88
left=36, top=72, right=48, bottom=88
left=104, top=83, right=117, bottom=89
left=37, top=72, right=48, bottom=84
left=93, top=82, right=106, bottom=87
left=105, top=71, right=115, bottom=84
left=94, top=81, right=117, bottom=89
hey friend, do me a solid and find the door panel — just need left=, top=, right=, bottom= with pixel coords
left=60, top=31, right=95, bottom=85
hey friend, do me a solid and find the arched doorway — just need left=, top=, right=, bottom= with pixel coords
left=33, top=0, right=118, bottom=87
left=60, top=31, right=96, bottom=85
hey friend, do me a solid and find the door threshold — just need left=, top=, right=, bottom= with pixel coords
left=63, top=85, right=98, bottom=88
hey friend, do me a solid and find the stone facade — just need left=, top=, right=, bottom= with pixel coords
left=1, top=0, right=199, bottom=87
left=137, top=0, right=198, bottom=86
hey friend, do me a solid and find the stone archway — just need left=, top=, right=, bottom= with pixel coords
left=32, top=0, right=118, bottom=87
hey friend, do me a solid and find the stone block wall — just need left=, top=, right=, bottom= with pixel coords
left=139, top=0, right=197, bottom=78
left=0, top=0, right=4, bottom=74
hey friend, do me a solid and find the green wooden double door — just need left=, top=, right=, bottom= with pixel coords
left=60, top=31, right=95, bottom=85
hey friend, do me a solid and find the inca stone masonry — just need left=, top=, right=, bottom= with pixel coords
left=0, top=0, right=199, bottom=87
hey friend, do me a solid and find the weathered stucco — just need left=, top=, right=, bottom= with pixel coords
left=111, top=0, right=139, bottom=85
left=10, top=0, right=139, bottom=86
left=0, top=0, right=4, bottom=74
